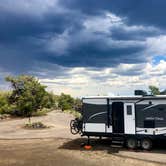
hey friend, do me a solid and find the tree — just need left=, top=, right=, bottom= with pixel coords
left=149, top=85, right=160, bottom=95
left=58, top=93, right=74, bottom=111
left=40, top=92, right=56, bottom=109
left=6, top=75, right=52, bottom=122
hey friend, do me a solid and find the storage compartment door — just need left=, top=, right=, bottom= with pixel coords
left=124, top=103, right=135, bottom=134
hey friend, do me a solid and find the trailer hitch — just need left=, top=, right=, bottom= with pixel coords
left=70, top=118, right=83, bottom=135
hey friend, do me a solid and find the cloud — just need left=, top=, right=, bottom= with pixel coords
left=0, top=0, right=59, bottom=16
left=60, top=0, right=166, bottom=29
left=39, top=60, right=166, bottom=97
left=0, top=0, right=166, bottom=96
left=0, top=1, right=163, bottom=72
left=145, top=60, right=166, bottom=76
left=111, top=63, right=146, bottom=76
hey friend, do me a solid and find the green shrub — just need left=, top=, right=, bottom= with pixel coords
left=64, top=109, right=81, bottom=118
left=58, top=93, right=74, bottom=111
left=24, top=121, right=48, bottom=129
left=0, top=91, right=13, bottom=114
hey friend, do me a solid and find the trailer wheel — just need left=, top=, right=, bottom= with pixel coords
left=126, top=138, right=137, bottom=149
left=141, top=138, right=152, bottom=150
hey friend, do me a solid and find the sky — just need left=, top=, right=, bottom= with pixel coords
left=0, top=0, right=166, bottom=97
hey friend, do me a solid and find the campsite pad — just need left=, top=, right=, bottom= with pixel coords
left=0, top=110, right=166, bottom=165
left=0, top=111, right=79, bottom=139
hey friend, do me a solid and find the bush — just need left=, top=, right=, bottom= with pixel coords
left=5, top=75, right=56, bottom=119
left=24, top=121, right=48, bottom=129
left=64, top=109, right=81, bottom=118
left=58, top=93, right=74, bottom=111
left=0, top=91, right=13, bottom=114
left=57, top=93, right=82, bottom=117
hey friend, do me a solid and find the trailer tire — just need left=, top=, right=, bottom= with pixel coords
left=126, top=137, right=137, bottom=149
left=141, top=138, right=152, bottom=150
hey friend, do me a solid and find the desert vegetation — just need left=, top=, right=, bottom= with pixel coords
left=0, top=74, right=165, bottom=121
left=0, top=75, right=82, bottom=121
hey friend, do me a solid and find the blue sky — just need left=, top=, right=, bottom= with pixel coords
left=0, top=0, right=166, bottom=96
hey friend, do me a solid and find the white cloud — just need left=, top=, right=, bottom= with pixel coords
left=83, top=12, right=123, bottom=33
left=145, top=60, right=166, bottom=76
left=39, top=60, right=166, bottom=97
left=146, top=35, right=166, bottom=55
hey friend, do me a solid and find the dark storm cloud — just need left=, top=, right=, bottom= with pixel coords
left=60, top=0, right=166, bottom=29
left=0, top=8, right=83, bottom=44
left=42, top=42, right=146, bottom=67
left=0, top=1, right=84, bottom=75
left=0, top=0, right=165, bottom=79
left=109, top=0, right=166, bottom=29
left=110, top=26, right=162, bottom=41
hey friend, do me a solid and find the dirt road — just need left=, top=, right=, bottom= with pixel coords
left=0, top=111, right=166, bottom=166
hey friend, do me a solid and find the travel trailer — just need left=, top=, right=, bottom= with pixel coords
left=70, top=93, right=166, bottom=150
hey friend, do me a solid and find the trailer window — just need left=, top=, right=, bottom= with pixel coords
left=127, top=105, right=132, bottom=115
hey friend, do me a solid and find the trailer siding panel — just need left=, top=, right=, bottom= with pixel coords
left=82, top=103, right=108, bottom=123
left=136, top=103, right=166, bottom=128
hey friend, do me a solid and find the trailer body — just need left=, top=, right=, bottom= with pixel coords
left=82, top=96, right=166, bottom=140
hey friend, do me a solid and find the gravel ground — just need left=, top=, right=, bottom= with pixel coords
left=0, top=110, right=78, bottom=139
left=0, top=138, right=164, bottom=166
left=0, top=110, right=166, bottom=165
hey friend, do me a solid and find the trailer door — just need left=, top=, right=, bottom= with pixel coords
left=124, top=103, right=135, bottom=134
left=112, top=102, right=124, bottom=133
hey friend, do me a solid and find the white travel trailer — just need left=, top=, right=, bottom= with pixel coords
left=70, top=94, right=166, bottom=150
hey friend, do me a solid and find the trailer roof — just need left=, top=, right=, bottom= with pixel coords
left=82, top=95, right=166, bottom=100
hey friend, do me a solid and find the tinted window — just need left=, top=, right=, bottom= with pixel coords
left=127, top=105, right=132, bottom=115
